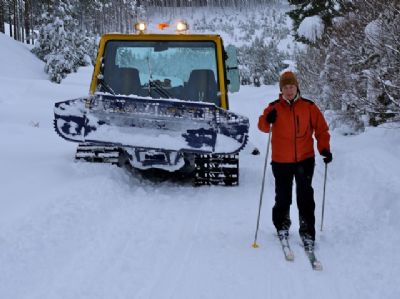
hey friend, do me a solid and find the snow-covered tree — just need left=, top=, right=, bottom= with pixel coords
left=362, top=3, right=400, bottom=125
left=31, top=9, right=53, bottom=61
left=294, top=0, right=400, bottom=133
left=238, top=37, right=287, bottom=86
left=32, top=0, right=94, bottom=83
left=288, top=0, right=350, bottom=44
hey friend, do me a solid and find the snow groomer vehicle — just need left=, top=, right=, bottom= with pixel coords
left=54, top=20, right=249, bottom=186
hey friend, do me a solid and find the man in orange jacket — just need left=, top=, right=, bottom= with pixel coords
left=258, top=71, right=332, bottom=249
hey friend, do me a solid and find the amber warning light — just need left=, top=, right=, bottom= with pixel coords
left=158, top=23, right=169, bottom=30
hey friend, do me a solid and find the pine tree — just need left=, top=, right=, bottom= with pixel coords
left=238, top=36, right=286, bottom=86
left=287, top=0, right=349, bottom=44
left=33, top=0, right=80, bottom=83
left=31, top=9, right=53, bottom=61
left=294, top=0, right=400, bottom=132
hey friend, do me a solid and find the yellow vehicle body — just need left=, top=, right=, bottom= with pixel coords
left=54, top=31, right=246, bottom=185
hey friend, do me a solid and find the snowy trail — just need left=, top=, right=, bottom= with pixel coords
left=0, top=33, right=399, bottom=299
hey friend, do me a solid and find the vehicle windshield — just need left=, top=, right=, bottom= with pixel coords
left=100, top=40, right=220, bottom=105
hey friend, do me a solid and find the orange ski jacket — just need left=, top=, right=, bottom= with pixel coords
left=258, top=95, right=330, bottom=163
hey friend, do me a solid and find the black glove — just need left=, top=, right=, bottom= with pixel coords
left=321, top=149, right=333, bottom=164
left=266, top=108, right=277, bottom=124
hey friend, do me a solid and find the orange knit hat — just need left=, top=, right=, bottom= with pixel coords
left=279, top=71, right=299, bottom=91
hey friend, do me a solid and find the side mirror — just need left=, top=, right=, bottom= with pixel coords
left=225, top=45, right=240, bottom=93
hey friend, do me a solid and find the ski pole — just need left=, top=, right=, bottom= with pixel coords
left=320, top=163, right=328, bottom=231
left=252, top=129, right=272, bottom=248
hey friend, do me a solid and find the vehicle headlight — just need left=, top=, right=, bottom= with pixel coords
left=176, top=21, right=188, bottom=32
left=135, top=22, right=147, bottom=33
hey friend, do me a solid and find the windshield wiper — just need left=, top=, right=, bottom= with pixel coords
left=97, top=77, right=116, bottom=95
left=149, top=80, right=172, bottom=99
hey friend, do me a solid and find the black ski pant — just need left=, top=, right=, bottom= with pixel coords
left=271, top=157, right=316, bottom=240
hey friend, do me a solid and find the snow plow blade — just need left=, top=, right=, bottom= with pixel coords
left=54, top=93, right=249, bottom=154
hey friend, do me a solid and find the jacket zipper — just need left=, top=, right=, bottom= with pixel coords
left=291, top=105, right=297, bottom=162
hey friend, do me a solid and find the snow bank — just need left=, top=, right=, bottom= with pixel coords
left=0, top=33, right=45, bottom=79
left=0, top=32, right=91, bottom=127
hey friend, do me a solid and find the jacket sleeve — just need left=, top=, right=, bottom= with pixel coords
left=258, top=104, right=273, bottom=133
left=310, top=104, right=330, bottom=154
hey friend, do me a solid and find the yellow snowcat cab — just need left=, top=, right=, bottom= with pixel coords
left=90, top=33, right=240, bottom=109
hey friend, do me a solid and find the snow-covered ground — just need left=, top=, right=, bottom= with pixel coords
left=1, top=32, right=399, bottom=299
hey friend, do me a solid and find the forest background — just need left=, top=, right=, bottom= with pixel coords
left=1, top=0, right=399, bottom=132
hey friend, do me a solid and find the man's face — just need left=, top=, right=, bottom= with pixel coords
left=282, top=84, right=298, bottom=100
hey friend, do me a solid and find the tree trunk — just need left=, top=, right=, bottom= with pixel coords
left=13, top=0, right=17, bottom=40
left=8, top=1, right=12, bottom=37
left=19, top=0, right=24, bottom=43
left=119, top=0, right=123, bottom=33
left=24, top=0, right=31, bottom=44
left=0, top=0, right=5, bottom=33
left=30, top=1, right=34, bottom=45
